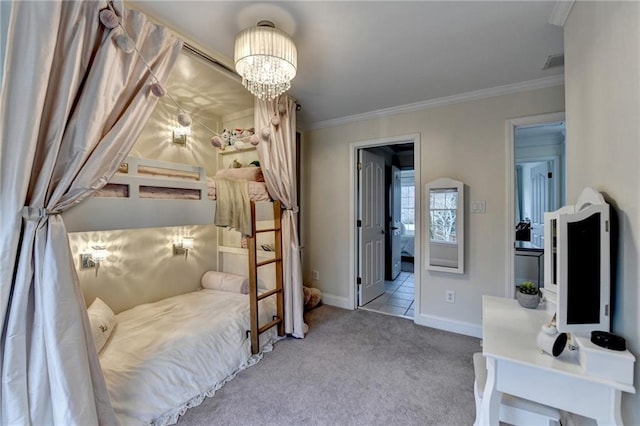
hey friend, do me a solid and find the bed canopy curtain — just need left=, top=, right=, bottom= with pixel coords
left=0, top=2, right=182, bottom=424
left=255, top=96, right=306, bottom=338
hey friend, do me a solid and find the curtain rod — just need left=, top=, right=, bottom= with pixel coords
left=182, top=42, right=240, bottom=81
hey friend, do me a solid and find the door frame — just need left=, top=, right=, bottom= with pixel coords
left=348, top=133, right=421, bottom=318
left=505, top=112, right=565, bottom=299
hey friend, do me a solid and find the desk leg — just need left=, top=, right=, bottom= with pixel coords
left=479, top=357, right=501, bottom=426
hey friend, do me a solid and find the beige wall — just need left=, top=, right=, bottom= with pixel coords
left=131, top=93, right=222, bottom=176
left=565, top=2, right=640, bottom=423
left=302, top=86, right=564, bottom=333
left=68, top=55, right=228, bottom=313
left=69, top=224, right=217, bottom=314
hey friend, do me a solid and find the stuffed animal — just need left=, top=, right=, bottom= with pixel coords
left=303, top=286, right=322, bottom=311
left=221, top=129, right=231, bottom=146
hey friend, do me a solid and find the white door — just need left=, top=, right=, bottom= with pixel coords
left=358, top=149, right=386, bottom=306
left=390, top=166, right=402, bottom=280
left=530, top=161, right=551, bottom=248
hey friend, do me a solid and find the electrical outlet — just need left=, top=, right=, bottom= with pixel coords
left=312, top=270, right=320, bottom=280
left=446, top=290, right=455, bottom=303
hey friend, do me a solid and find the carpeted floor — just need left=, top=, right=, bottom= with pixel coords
left=177, top=305, right=481, bottom=426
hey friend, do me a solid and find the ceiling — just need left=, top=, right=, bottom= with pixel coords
left=128, top=1, right=564, bottom=128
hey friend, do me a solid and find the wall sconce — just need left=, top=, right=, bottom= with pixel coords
left=81, top=246, right=108, bottom=276
left=172, top=125, right=191, bottom=145
left=173, top=237, right=194, bottom=259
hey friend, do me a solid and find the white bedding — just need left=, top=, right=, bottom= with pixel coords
left=100, top=289, right=276, bottom=425
left=401, top=233, right=415, bottom=257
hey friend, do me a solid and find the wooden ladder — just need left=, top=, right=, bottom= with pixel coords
left=247, top=200, right=285, bottom=354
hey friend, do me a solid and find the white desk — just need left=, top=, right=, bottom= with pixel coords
left=479, top=296, right=635, bottom=426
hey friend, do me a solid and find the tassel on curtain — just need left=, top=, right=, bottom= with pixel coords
left=255, top=96, right=306, bottom=338
left=0, top=1, right=182, bottom=424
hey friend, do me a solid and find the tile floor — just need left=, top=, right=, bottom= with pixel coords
left=361, top=272, right=414, bottom=317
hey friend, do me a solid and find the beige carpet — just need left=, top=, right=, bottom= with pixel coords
left=176, top=305, right=481, bottom=425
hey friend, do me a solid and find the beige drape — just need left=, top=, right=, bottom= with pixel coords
left=0, top=2, right=182, bottom=424
left=255, top=96, right=306, bottom=338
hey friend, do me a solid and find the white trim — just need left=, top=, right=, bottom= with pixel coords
left=415, top=313, right=482, bottom=338
left=548, top=1, right=575, bottom=27
left=321, top=293, right=352, bottom=310
left=348, top=133, right=421, bottom=320
left=505, top=112, right=566, bottom=299
left=310, top=75, right=565, bottom=130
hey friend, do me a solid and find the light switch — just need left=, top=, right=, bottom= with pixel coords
left=471, top=201, right=486, bottom=214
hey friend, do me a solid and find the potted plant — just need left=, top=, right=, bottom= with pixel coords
left=516, top=281, right=540, bottom=309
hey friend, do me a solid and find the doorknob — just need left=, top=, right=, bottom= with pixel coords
left=381, top=229, right=385, bottom=234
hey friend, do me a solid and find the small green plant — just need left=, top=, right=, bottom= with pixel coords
left=519, top=281, right=538, bottom=295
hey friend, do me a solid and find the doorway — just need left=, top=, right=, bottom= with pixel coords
left=350, top=135, right=420, bottom=319
left=506, top=114, right=566, bottom=298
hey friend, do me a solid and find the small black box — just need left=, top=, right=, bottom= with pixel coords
left=591, top=331, right=626, bottom=351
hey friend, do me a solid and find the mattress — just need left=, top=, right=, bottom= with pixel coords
left=100, top=289, right=276, bottom=425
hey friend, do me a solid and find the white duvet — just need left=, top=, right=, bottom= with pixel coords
left=99, top=289, right=275, bottom=425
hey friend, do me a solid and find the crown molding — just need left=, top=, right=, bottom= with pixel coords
left=308, top=74, right=565, bottom=130
left=548, top=1, right=575, bottom=27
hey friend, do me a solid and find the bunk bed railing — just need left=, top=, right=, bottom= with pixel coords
left=63, top=156, right=214, bottom=232
left=247, top=200, right=285, bottom=354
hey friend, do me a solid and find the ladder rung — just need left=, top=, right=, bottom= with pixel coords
left=258, top=317, right=282, bottom=334
left=257, top=258, right=282, bottom=267
left=255, top=227, right=280, bottom=233
left=258, top=288, right=283, bottom=301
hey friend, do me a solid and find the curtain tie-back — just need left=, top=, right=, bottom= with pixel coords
left=283, top=206, right=299, bottom=213
left=22, top=206, right=60, bottom=221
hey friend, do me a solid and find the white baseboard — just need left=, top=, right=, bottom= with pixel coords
left=415, top=313, right=482, bottom=338
left=322, top=294, right=481, bottom=338
left=321, top=293, right=353, bottom=310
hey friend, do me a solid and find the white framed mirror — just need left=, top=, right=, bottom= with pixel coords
left=426, top=178, right=464, bottom=273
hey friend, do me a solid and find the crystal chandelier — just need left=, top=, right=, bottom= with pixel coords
left=234, top=20, right=297, bottom=100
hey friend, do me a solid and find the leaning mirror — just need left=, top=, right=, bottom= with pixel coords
left=426, top=178, right=464, bottom=273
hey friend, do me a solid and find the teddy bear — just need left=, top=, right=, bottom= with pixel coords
left=303, top=286, right=322, bottom=311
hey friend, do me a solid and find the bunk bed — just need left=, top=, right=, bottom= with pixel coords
left=66, top=156, right=285, bottom=424
left=63, top=156, right=273, bottom=232
left=97, top=288, right=277, bottom=425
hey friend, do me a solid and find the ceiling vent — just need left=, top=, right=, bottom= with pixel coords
left=543, top=54, right=564, bottom=70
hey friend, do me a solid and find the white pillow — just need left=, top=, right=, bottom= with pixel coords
left=202, top=271, right=249, bottom=294
left=87, top=297, right=116, bottom=353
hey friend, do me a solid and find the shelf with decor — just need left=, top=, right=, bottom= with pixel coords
left=219, top=145, right=257, bottom=155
